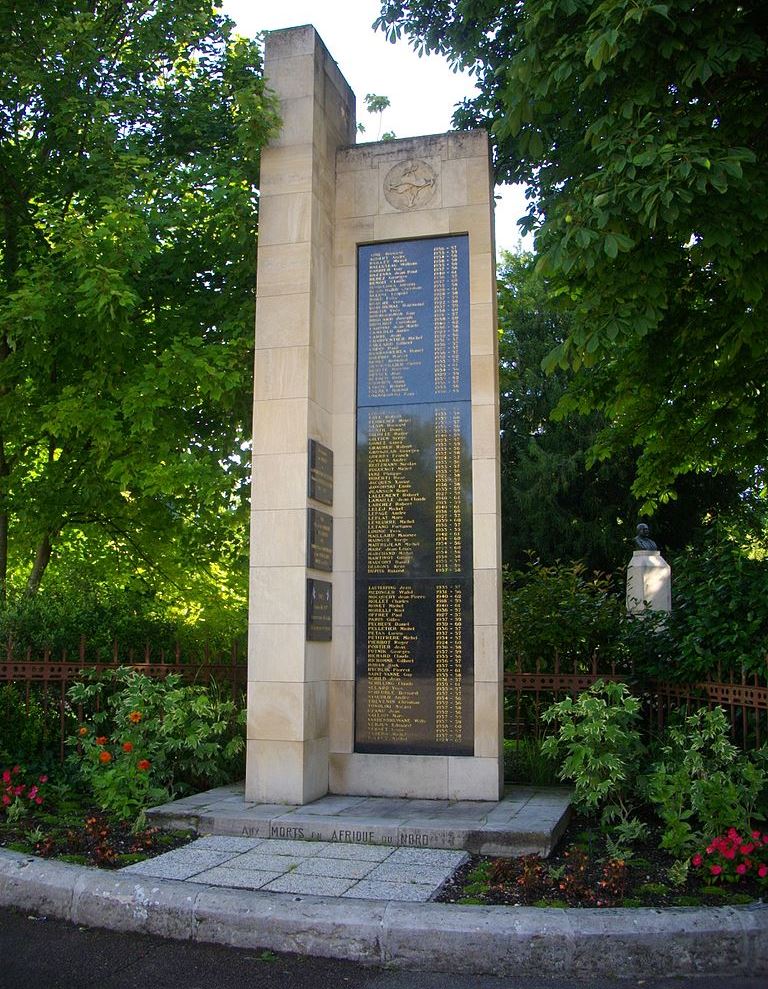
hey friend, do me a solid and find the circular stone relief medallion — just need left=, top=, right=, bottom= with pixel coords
left=383, top=159, right=438, bottom=211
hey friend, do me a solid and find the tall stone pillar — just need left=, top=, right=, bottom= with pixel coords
left=246, top=27, right=356, bottom=804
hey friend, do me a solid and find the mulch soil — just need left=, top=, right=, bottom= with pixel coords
left=2, top=806, right=766, bottom=908
left=435, top=812, right=767, bottom=908
left=0, top=810, right=195, bottom=868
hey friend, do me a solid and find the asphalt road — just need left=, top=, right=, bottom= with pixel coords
left=0, top=907, right=762, bottom=989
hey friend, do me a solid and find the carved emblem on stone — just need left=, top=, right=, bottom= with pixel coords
left=383, top=159, right=437, bottom=210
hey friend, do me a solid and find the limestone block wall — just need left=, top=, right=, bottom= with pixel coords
left=247, top=26, right=356, bottom=805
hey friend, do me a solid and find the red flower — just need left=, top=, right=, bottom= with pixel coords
left=98, top=751, right=112, bottom=764
left=136, top=759, right=151, bottom=772
left=95, top=736, right=108, bottom=746
left=122, top=742, right=134, bottom=753
left=740, top=843, right=755, bottom=855
left=128, top=711, right=142, bottom=724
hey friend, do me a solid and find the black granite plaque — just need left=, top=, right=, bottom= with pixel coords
left=308, top=439, right=333, bottom=505
left=306, top=578, right=332, bottom=641
left=307, top=508, right=333, bottom=572
left=355, top=235, right=474, bottom=756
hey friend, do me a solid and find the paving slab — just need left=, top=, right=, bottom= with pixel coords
left=146, top=784, right=572, bottom=857
left=118, top=835, right=464, bottom=902
left=185, top=866, right=282, bottom=889
left=262, top=874, right=356, bottom=896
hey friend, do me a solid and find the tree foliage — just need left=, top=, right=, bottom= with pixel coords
left=375, top=1, right=768, bottom=506
left=498, top=250, right=744, bottom=569
left=0, top=0, right=279, bottom=605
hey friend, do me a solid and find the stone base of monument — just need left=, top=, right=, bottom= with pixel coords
left=146, top=784, right=572, bottom=858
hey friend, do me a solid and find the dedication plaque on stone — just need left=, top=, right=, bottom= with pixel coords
left=355, top=235, right=474, bottom=756
left=306, top=578, right=332, bottom=641
left=307, top=508, right=333, bottom=572
left=308, top=439, right=333, bottom=505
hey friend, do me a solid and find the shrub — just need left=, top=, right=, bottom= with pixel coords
left=541, top=680, right=644, bottom=828
left=0, top=685, right=62, bottom=768
left=664, top=535, right=768, bottom=680
left=68, top=669, right=245, bottom=819
left=644, top=707, right=768, bottom=857
left=503, top=562, right=631, bottom=672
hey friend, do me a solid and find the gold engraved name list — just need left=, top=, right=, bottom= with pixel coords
left=367, top=251, right=425, bottom=399
left=366, top=411, right=426, bottom=573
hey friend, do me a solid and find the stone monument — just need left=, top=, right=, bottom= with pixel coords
left=626, top=524, right=672, bottom=614
left=247, top=26, right=503, bottom=804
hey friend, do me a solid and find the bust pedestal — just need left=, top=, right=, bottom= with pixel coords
left=626, top=550, right=671, bottom=614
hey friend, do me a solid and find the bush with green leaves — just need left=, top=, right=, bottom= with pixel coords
left=0, top=685, right=63, bottom=769
left=503, top=562, right=634, bottom=672
left=541, top=681, right=644, bottom=832
left=67, top=669, right=244, bottom=819
left=664, top=533, right=768, bottom=680
left=0, top=586, right=243, bottom=660
left=644, top=707, right=768, bottom=858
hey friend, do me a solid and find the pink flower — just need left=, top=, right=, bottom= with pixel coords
left=710, top=865, right=722, bottom=876
left=1, top=770, right=10, bottom=784
left=11, top=766, right=19, bottom=774
left=758, top=865, right=768, bottom=879
left=1, top=795, right=10, bottom=806
left=740, top=843, right=754, bottom=855
left=38, top=775, right=48, bottom=784
left=736, top=863, right=748, bottom=875
left=751, top=830, right=761, bottom=840
left=27, top=786, right=38, bottom=800
left=723, top=847, right=736, bottom=860
left=34, top=797, right=42, bottom=805
left=691, top=854, right=703, bottom=867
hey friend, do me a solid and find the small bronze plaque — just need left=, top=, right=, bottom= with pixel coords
left=306, top=578, right=332, bottom=641
left=308, top=439, right=333, bottom=505
left=307, top=508, right=333, bottom=572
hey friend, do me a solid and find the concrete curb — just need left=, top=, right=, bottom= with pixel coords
left=0, top=848, right=765, bottom=977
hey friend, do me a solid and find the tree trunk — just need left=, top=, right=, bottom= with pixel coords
left=25, top=532, right=53, bottom=596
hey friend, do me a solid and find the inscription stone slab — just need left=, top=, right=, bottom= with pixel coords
left=355, top=236, right=474, bottom=756
left=308, top=438, right=333, bottom=505
left=307, top=508, right=333, bottom=572
left=306, top=578, right=332, bottom=642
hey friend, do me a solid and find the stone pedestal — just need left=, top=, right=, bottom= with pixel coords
left=626, top=550, right=672, bottom=614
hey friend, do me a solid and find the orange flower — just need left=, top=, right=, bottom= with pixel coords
left=98, top=751, right=112, bottom=764
left=136, top=759, right=151, bottom=771
left=78, top=726, right=88, bottom=737
left=128, top=711, right=142, bottom=724
left=95, top=736, right=108, bottom=746
left=122, top=741, right=133, bottom=753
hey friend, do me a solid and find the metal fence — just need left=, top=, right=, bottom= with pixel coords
left=0, top=637, right=247, bottom=761
left=3, top=637, right=767, bottom=759
left=504, top=653, right=768, bottom=750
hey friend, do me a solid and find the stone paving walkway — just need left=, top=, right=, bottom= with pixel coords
left=121, top=835, right=468, bottom=902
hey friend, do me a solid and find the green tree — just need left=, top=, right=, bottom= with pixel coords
left=498, top=250, right=743, bottom=569
left=0, top=1, right=279, bottom=603
left=375, top=1, right=768, bottom=508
